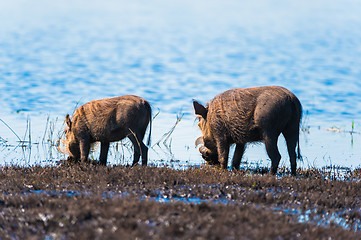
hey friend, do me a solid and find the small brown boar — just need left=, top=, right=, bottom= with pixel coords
left=64, top=95, right=151, bottom=166
left=193, top=86, right=302, bottom=175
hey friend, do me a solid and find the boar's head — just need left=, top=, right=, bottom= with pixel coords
left=196, top=138, right=219, bottom=165
left=64, top=114, right=80, bottom=162
left=193, top=100, right=220, bottom=165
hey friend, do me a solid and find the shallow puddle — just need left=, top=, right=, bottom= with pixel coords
left=148, top=191, right=361, bottom=232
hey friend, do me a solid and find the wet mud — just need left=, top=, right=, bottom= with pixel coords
left=1, top=163, right=360, bottom=239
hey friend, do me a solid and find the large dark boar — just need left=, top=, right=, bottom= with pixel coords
left=64, top=95, right=151, bottom=166
left=193, top=86, right=302, bottom=175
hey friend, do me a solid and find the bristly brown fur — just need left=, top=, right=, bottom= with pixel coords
left=63, top=95, right=152, bottom=166
left=194, top=86, right=302, bottom=175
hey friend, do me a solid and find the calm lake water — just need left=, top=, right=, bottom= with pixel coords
left=1, top=0, right=361, bottom=169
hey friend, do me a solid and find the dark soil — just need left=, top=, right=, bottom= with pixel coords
left=1, top=163, right=360, bottom=239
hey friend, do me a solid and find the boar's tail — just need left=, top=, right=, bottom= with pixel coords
left=292, top=94, right=303, bottom=161
left=145, top=102, right=152, bottom=147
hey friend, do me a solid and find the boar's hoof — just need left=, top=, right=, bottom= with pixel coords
left=67, top=156, right=79, bottom=164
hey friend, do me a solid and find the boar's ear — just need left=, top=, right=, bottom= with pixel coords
left=65, top=114, right=72, bottom=130
left=193, top=100, right=207, bottom=119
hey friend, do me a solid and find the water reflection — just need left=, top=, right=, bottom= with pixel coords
left=1, top=113, right=361, bottom=169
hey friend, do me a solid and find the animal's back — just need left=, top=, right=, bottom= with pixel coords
left=80, top=95, right=146, bottom=115
left=207, top=86, right=301, bottom=144
left=75, top=95, right=151, bottom=141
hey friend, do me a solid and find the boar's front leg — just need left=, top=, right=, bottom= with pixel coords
left=232, top=144, right=245, bottom=171
left=99, top=142, right=110, bottom=165
left=215, top=138, right=230, bottom=169
left=79, top=140, right=91, bottom=163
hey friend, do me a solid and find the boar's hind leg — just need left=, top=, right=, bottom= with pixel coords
left=79, top=140, right=91, bottom=163
left=232, top=144, right=245, bottom=171
left=140, top=142, right=148, bottom=166
left=264, top=134, right=281, bottom=175
left=99, top=142, right=110, bottom=165
left=283, top=130, right=299, bottom=176
left=128, top=134, right=148, bottom=166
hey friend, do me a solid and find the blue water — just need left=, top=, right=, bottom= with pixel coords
left=1, top=0, right=361, bottom=168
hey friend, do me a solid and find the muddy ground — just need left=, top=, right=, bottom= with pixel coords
left=0, top=163, right=361, bottom=239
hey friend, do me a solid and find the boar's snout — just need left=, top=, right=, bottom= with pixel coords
left=199, top=145, right=219, bottom=166
left=195, top=136, right=219, bottom=165
left=64, top=131, right=80, bottom=162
